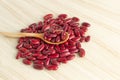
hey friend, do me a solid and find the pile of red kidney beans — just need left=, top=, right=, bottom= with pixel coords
left=16, top=14, right=90, bottom=70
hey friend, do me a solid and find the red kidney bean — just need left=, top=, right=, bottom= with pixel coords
left=74, top=29, right=80, bottom=37
left=64, top=18, right=72, bottom=23
left=66, top=55, right=75, bottom=60
left=58, top=14, right=67, bottom=19
left=57, top=57, right=67, bottom=63
left=82, top=22, right=90, bottom=27
left=80, top=36, right=85, bottom=42
left=85, top=36, right=90, bottom=42
left=30, top=39, right=40, bottom=45
left=23, top=43, right=32, bottom=49
left=69, top=48, right=79, bottom=53
left=33, top=64, right=44, bottom=70
left=44, top=14, right=53, bottom=20
left=44, top=58, right=50, bottom=66
left=76, top=42, right=81, bottom=49
left=24, top=52, right=32, bottom=56
left=16, top=43, right=23, bottom=49
left=59, top=44, right=66, bottom=50
left=48, top=44, right=54, bottom=49
left=16, top=14, right=90, bottom=70
left=19, top=47, right=28, bottom=53
left=55, top=45, right=60, bottom=52
left=66, top=45, right=76, bottom=49
left=29, top=23, right=37, bottom=28
left=16, top=52, right=22, bottom=59
left=32, top=53, right=42, bottom=57
left=60, top=51, right=70, bottom=57
left=71, top=37, right=80, bottom=42
left=68, top=40, right=76, bottom=45
left=26, top=56, right=36, bottom=61
left=61, top=31, right=66, bottom=40
left=23, top=59, right=31, bottom=65
left=18, top=38, right=24, bottom=43
left=34, top=60, right=44, bottom=65
left=42, top=25, right=50, bottom=31
left=49, top=54, right=59, bottom=58
left=72, top=17, right=79, bottom=22
left=56, top=36, right=61, bottom=42
left=51, top=59, right=60, bottom=66
left=37, top=43, right=45, bottom=51
left=60, top=49, right=69, bottom=53
left=37, top=55, right=47, bottom=60
left=46, top=65, right=58, bottom=70
left=78, top=48, right=85, bottom=57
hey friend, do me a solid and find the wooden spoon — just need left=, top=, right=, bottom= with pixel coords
left=0, top=32, right=69, bottom=45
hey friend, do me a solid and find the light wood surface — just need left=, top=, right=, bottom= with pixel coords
left=0, top=0, right=120, bottom=80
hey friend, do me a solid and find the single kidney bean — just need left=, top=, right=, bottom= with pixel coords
left=33, top=64, right=44, bottom=70
left=23, top=59, right=31, bottom=65
left=78, top=48, right=85, bottom=57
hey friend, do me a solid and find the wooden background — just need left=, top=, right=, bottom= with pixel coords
left=0, top=0, right=120, bottom=80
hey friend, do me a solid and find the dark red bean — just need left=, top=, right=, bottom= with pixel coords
left=74, top=29, right=81, bottom=37
left=72, top=17, right=79, bottom=22
left=85, top=36, right=90, bottom=42
left=64, top=18, right=72, bottom=23
left=37, top=44, right=45, bottom=51
left=44, top=58, right=50, bottom=66
left=82, top=22, right=90, bottom=27
left=46, top=65, right=58, bottom=70
left=16, top=52, right=22, bottom=59
left=66, top=45, right=76, bottom=49
left=29, top=23, right=37, bottom=28
left=61, top=31, right=66, bottom=40
left=37, top=55, right=47, bottom=60
left=80, top=36, right=85, bottom=42
left=48, top=44, right=54, bottom=49
left=71, top=37, right=80, bottom=42
left=26, top=56, right=36, bottom=61
left=49, top=54, right=59, bottom=58
left=59, top=44, right=66, bottom=50
left=23, top=59, right=31, bottom=65
left=33, top=64, right=44, bottom=70
left=30, top=39, right=40, bottom=45
left=76, top=42, right=81, bottom=49
left=60, top=51, right=70, bottom=57
left=78, top=48, right=85, bottom=57
left=42, top=25, right=51, bottom=31
left=24, top=52, right=32, bottom=56
left=18, top=38, right=24, bottom=43
left=51, top=59, right=60, bottom=66
left=23, top=43, right=32, bottom=49
left=69, top=34, right=75, bottom=39
left=69, top=48, right=79, bottom=53
left=16, top=43, right=23, bottom=49
left=57, top=57, right=67, bottom=63
left=60, top=49, right=69, bottom=53
left=58, top=14, right=67, bottom=19
left=32, top=53, right=42, bottom=57
left=34, top=60, right=44, bottom=65
left=55, top=45, right=60, bottom=52
left=44, top=14, right=53, bottom=20
left=56, top=36, right=60, bottom=42
left=19, top=47, right=28, bottom=53
left=66, top=55, right=75, bottom=60
left=68, top=40, right=76, bottom=45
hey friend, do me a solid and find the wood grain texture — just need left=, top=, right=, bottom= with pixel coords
left=0, top=0, right=120, bottom=80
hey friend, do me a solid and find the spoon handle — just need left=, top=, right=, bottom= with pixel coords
left=0, top=32, right=40, bottom=38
